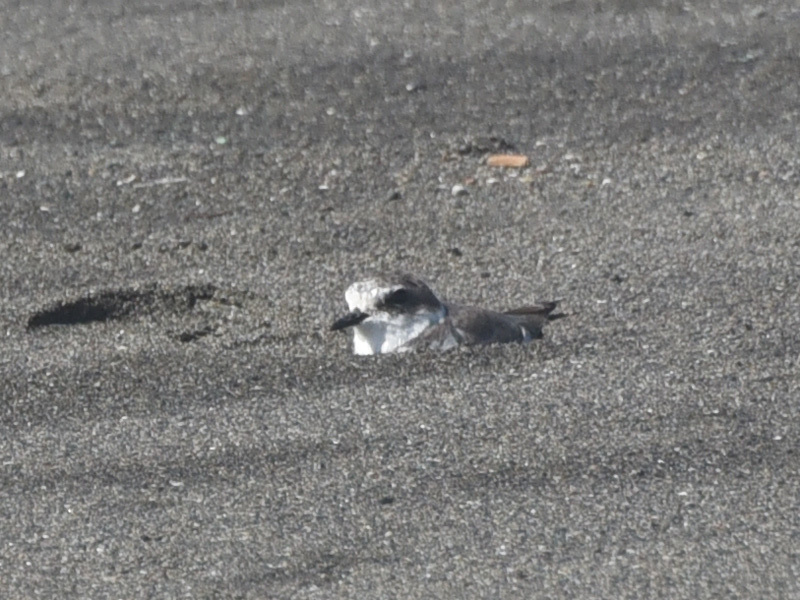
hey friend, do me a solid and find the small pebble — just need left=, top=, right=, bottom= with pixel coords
left=487, top=154, right=529, bottom=168
left=451, top=184, right=468, bottom=197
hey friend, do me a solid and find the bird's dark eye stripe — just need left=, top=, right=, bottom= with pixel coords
left=385, top=289, right=410, bottom=305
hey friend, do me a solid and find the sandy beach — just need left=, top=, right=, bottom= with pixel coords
left=2, top=1, right=799, bottom=597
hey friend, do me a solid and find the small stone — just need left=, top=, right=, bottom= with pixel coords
left=63, top=243, right=82, bottom=253
left=386, top=189, right=402, bottom=201
left=451, top=184, right=468, bottom=197
left=487, top=154, right=529, bottom=168
left=116, top=174, right=136, bottom=186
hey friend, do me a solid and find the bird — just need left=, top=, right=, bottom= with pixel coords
left=331, top=273, right=563, bottom=355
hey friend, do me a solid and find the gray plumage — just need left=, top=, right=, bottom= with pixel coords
left=410, top=301, right=561, bottom=350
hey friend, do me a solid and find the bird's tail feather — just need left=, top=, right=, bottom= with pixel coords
left=503, top=301, right=565, bottom=321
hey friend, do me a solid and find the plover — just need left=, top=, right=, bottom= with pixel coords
left=331, top=273, right=563, bottom=355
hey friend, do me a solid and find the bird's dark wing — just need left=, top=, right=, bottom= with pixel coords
left=448, top=304, right=528, bottom=345
left=395, top=304, right=518, bottom=347
left=404, top=301, right=564, bottom=351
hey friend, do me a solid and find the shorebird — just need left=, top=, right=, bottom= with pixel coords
left=331, top=273, right=563, bottom=355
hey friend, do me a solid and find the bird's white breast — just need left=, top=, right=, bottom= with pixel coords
left=351, top=309, right=445, bottom=355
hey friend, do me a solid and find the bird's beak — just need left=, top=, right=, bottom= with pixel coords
left=331, top=310, right=369, bottom=331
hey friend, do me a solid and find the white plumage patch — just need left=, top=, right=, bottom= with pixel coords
left=350, top=310, right=444, bottom=355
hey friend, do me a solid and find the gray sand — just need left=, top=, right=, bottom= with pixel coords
left=2, top=1, right=799, bottom=597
